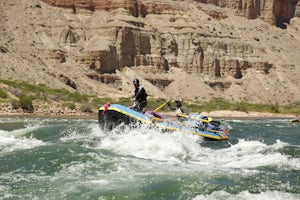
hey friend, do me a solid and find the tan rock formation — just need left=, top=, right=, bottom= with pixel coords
left=196, top=0, right=299, bottom=29
left=0, top=0, right=299, bottom=105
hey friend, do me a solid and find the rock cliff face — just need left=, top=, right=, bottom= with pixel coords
left=196, top=0, right=300, bottom=28
left=43, top=0, right=300, bottom=28
left=41, top=0, right=280, bottom=77
left=0, top=0, right=300, bottom=104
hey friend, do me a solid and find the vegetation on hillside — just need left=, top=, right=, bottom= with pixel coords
left=147, top=97, right=300, bottom=115
left=0, top=80, right=299, bottom=115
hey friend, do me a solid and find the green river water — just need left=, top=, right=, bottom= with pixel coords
left=0, top=116, right=299, bottom=200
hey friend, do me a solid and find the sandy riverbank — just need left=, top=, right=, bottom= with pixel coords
left=203, top=110, right=297, bottom=119
left=0, top=111, right=98, bottom=120
left=0, top=110, right=297, bottom=120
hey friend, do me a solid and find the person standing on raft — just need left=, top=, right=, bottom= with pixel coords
left=131, top=78, right=147, bottom=112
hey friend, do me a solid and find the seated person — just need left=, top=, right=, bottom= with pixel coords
left=167, top=98, right=188, bottom=115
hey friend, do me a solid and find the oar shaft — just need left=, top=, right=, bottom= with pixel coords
left=154, top=102, right=167, bottom=112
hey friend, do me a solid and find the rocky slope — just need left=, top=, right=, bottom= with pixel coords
left=0, top=0, right=300, bottom=105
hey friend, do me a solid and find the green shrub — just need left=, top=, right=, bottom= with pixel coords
left=208, top=97, right=231, bottom=110
left=270, top=102, right=280, bottom=113
left=281, top=102, right=300, bottom=115
left=232, top=102, right=248, bottom=113
left=118, top=97, right=131, bottom=106
left=2, top=79, right=300, bottom=115
left=0, top=88, right=8, bottom=98
left=19, top=94, right=34, bottom=113
left=91, top=97, right=113, bottom=108
left=10, top=99, right=20, bottom=109
left=80, top=105, right=93, bottom=113
left=63, top=102, right=76, bottom=110
left=0, top=80, right=89, bottom=102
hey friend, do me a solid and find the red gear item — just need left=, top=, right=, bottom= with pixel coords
left=102, top=102, right=110, bottom=115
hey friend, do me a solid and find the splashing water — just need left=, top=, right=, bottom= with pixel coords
left=0, top=117, right=299, bottom=199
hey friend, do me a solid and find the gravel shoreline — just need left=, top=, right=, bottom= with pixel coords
left=203, top=110, right=297, bottom=119
left=0, top=110, right=297, bottom=120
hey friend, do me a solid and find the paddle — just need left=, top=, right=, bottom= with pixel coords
left=177, top=113, right=213, bottom=123
left=153, top=102, right=167, bottom=112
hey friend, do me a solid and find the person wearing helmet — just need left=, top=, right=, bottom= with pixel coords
left=131, top=78, right=147, bottom=112
left=167, top=98, right=188, bottom=115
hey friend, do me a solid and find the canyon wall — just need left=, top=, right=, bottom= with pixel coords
left=1, top=0, right=299, bottom=104
left=43, top=0, right=300, bottom=28
left=41, top=0, right=284, bottom=78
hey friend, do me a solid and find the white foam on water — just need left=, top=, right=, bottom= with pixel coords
left=193, top=190, right=300, bottom=200
left=0, top=185, right=11, bottom=197
left=1, top=118, right=298, bottom=199
left=59, top=123, right=106, bottom=148
left=59, top=128, right=93, bottom=143
left=0, top=135, right=45, bottom=154
left=0, top=125, right=40, bottom=137
left=95, top=124, right=300, bottom=173
left=97, top=124, right=203, bottom=162
left=220, top=139, right=300, bottom=170
left=51, top=156, right=141, bottom=194
left=182, top=138, right=300, bottom=172
left=0, top=127, right=45, bottom=154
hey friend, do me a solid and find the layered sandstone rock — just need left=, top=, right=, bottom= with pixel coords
left=39, top=0, right=299, bottom=79
left=42, top=0, right=183, bottom=16
left=196, top=0, right=299, bottom=28
left=1, top=0, right=299, bottom=104
left=42, top=0, right=299, bottom=28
